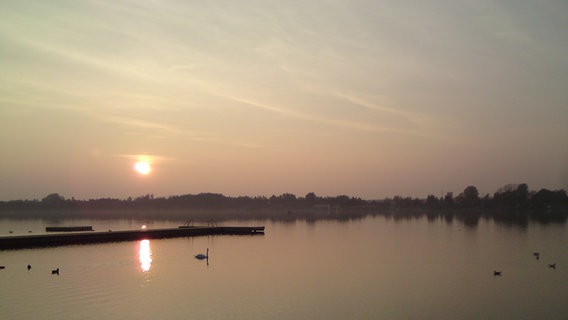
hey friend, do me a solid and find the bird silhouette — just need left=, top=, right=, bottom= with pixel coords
left=493, top=271, right=502, bottom=276
left=548, top=263, right=556, bottom=269
left=195, top=248, right=209, bottom=260
left=52, top=268, right=60, bottom=275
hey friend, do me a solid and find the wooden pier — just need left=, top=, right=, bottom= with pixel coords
left=0, top=226, right=264, bottom=250
left=46, top=226, right=93, bottom=232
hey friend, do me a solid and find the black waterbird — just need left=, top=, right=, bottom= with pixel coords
left=195, top=248, right=209, bottom=260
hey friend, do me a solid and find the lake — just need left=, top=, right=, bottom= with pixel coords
left=1, top=214, right=567, bottom=319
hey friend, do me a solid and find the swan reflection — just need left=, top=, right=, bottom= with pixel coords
left=139, top=239, right=152, bottom=272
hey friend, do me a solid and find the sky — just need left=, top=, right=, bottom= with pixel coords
left=1, top=0, right=567, bottom=201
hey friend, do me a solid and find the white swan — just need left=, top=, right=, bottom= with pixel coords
left=195, top=248, right=209, bottom=260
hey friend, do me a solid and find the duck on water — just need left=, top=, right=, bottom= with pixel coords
left=195, top=248, right=209, bottom=260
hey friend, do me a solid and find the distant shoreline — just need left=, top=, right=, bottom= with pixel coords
left=1, top=184, right=567, bottom=226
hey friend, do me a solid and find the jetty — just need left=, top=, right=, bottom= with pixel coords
left=0, top=226, right=264, bottom=250
left=46, top=226, right=93, bottom=232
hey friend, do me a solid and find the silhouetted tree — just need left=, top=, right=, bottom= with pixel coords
left=530, top=189, right=568, bottom=209
left=457, top=186, right=480, bottom=207
left=443, top=192, right=454, bottom=207
left=41, top=193, right=66, bottom=209
left=516, top=183, right=529, bottom=207
left=425, top=195, right=439, bottom=208
left=491, top=183, right=530, bottom=209
left=305, top=192, right=317, bottom=207
left=42, top=193, right=65, bottom=203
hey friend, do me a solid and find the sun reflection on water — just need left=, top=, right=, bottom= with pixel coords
left=139, top=239, right=152, bottom=272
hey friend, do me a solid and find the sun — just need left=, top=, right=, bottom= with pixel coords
left=134, top=161, right=152, bottom=175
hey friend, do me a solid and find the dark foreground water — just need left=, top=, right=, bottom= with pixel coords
left=0, top=215, right=567, bottom=319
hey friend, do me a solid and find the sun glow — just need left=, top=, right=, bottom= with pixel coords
left=134, top=161, right=152, bottom=175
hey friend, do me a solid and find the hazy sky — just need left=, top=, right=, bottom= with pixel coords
left=1, top=0, right=567, bottom=200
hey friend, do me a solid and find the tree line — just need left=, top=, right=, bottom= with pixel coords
left=400, top=184, right=568, bottom=211
left=1, top=183, right=566, bottom=214
left=0, top=192, right=367, bottom=211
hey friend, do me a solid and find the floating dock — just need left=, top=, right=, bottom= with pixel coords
left=46, top=226, right=93, bottom=232
left=0, top=226, right=264, bottom=250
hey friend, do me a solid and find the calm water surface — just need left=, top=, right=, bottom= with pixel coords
left=0, top=216, right=567, bottom=319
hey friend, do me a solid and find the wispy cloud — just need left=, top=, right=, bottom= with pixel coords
left=97, top=114, right=220, bottom=142
left=224, top=94, right=402, bottom=135
left=113, top=153, right=176, bottom=164
left=331, top=91, right=457, bottom=130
